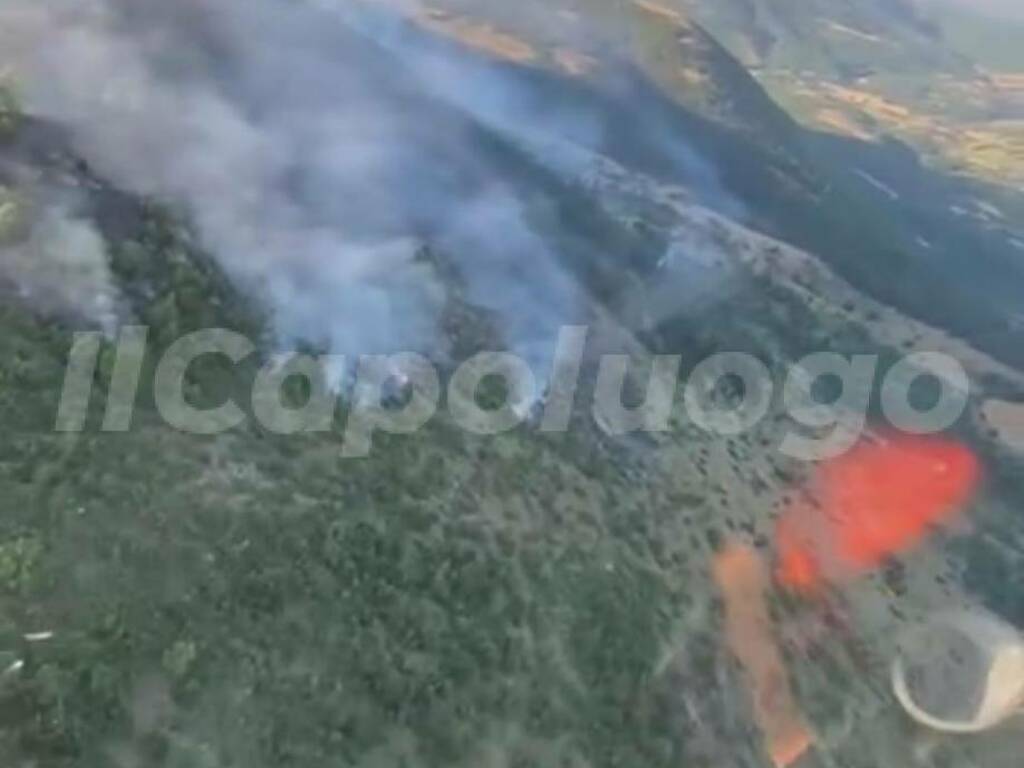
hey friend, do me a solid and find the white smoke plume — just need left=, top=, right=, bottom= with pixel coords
left=0, top=197, right=121, bottom=332
left=0, top=0, right=735, bottom=369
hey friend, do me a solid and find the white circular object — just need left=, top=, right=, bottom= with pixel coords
left=892, top=609, right=1024, bottom=733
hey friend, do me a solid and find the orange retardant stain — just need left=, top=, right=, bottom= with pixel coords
left=714, top=542, right=815, bottom=767
left=776, top=433, right=981, bottom=591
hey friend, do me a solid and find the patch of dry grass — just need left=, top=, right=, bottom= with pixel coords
left=419, top=11, right=538, bottom=63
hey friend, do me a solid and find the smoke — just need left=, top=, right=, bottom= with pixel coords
left=0, top=0, right=736, bottom=371
left=0, top=196, right=122, bottom=332
left=921, top=0, right=1024, bottom=21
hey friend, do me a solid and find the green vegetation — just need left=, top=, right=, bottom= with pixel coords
left=0, top=197, right=714, bottom=766
left=0, top=6, right=1022, bottom=765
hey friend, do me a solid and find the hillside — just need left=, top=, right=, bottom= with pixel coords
left=669, top=0, right=1024, bottom=187
left=363, top=0, right=1024, bottom=374
left=0, top=3, right=1023, bottom=767
left=2, top=89, right=1023, bottom=768
left=678, top=0, right=961, bottom=77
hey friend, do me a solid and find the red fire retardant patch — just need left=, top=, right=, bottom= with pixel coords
left=776, top=433, right=981, bottom=591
